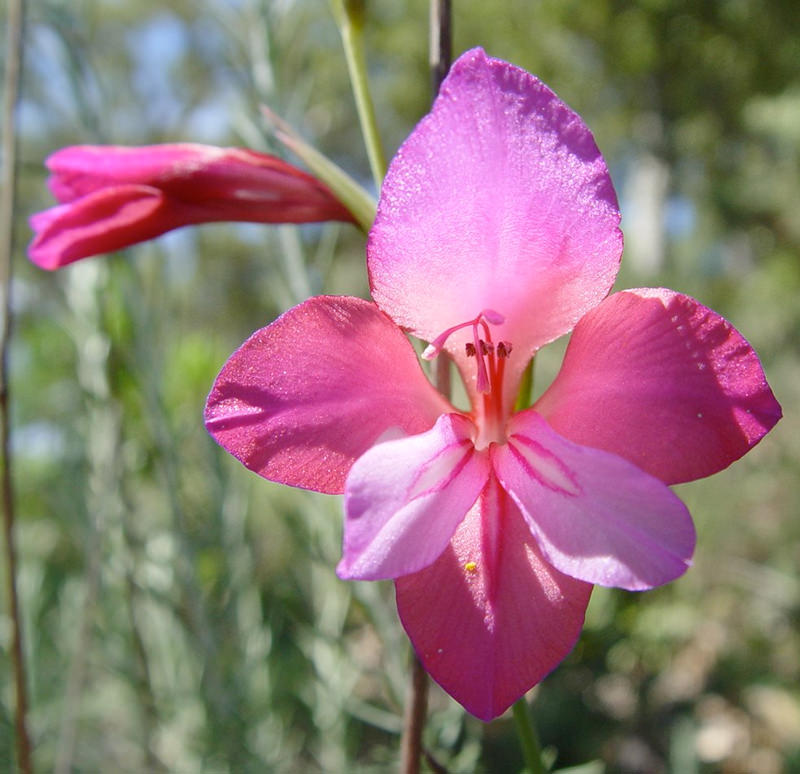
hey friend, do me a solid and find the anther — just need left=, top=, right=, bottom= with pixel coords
left=423, top=310, right=507, bottom=394
left=497, top=341, right=513, bottom=358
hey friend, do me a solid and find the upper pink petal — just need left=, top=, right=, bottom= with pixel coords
left=368, top=47, right=622, bottom=392
left=46, top=144, right=217, bottom=201
left=204, top=296, right=452, bottom=495
left=534, top=288, right=782, bottom=485
left=494, top=411, right=696, bottom=591
left=46, top=144, right=354, bottom=224
left=395, top=476, right=591, bottom=721
left=28, top=185, right=173, bottom=270
left=338, top=413, right=489, bottom=580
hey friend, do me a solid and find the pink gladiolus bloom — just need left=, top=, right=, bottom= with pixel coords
left=29, top=143, right=355, bottom=270
left=204, top=49, right=781, bottom=720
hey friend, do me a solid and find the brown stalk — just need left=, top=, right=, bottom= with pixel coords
left=400, top=7, right=454, bottom=770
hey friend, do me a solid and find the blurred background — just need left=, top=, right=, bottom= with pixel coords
left=2, top=0, right=799, bottom=771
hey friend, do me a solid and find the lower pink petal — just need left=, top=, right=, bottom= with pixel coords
left=535, top=288, right=781, bottom=484
left=28, top=185, right=172, bottom=270
left=338, top=413, right=489, bottom=580
left=494, top=411, right=696, bottom=591
left=395, top=477, right=591, bottom=721
left=205, top=296, right=452, bottom=494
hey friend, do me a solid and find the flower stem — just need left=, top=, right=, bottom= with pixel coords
left=262, top=106, right=377, bottom=232
left=398, top=8, right=454, bottom=767
left=399, top=653, right=429, bottom=774
left=330, top=0, right=387, bottom=191
left=429, top=0, right=452, bottom=96
left=512, top=698, right=546, bottom=774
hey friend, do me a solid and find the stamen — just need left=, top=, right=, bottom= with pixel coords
left=424, top=310, right=509, bottom=396
left=472, top=327, right=489, bottom=392
left=421, top=309, right=506, bottom=361
left=497, top=341, right=512, bottom=358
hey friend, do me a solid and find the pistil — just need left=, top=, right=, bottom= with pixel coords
left=424, top=310, right=512, bottom=447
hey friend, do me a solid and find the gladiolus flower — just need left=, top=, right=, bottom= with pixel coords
left=28, top=143, right=355, bottom=270
left=204, top=49, right=781, bottom=720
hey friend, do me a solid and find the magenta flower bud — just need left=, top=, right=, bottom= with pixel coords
left=28, top=143, right=355, bottom=269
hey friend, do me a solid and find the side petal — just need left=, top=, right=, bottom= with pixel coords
left=28, top=185, right=173, bottom=270
left=338, top=414, right=489, bottom=580
left=395, top=477, right=591, bottom=722
left=368, top=48, right=622, bottom=365
left=204, top=296, right=452, bottom=494
left=534, top=288, right=782, bottom=484
left=494, top=411, right=696, bottom=591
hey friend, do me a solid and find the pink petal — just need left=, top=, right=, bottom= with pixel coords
left=493, top=411, right=695, bottom=591
left=204, top=296, right=452, bottom=494
left=338, top=413, right=489, bottom=580
left=395, top=476, right=591, bottom=721
left=534, top=288, right=782, bottom=484
left=368, top=48, right=622, bottom=395
left=46, top=145, right=215, bottom=201
left=28, top=185, right=172, bottom=270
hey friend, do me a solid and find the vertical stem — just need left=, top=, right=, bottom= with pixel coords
left=0, top=0, right=33, bottom=771
left=512, top=698, right=546, bottom=774
left=399, top=654, right=428, bottom=774
left=429, top=0, right=452, bottom=97
left=331, top=0, right=387, bottom=190
left=398, top=6, right=454, bottom=771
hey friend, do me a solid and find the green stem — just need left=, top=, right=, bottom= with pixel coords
left=330, top=0, right=387, bottom=190
left=512, top=698, right=546, bottom=774
left=262, top=106, right=377, bottom=232
left=0, top=0, right=34, bottom=771
left=514, top=357, right=535, bottom=412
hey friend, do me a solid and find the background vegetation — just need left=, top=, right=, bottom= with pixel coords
left=2, top=0, right=799, bottom=771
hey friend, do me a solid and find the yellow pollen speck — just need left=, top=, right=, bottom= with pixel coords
left=464, top=561, right=477, bottom=573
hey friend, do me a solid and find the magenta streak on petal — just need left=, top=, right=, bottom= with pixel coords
left=505, top=434, right=581, bottom=497
left=494, top=411, right=696, bottom=591
left=338, top=413, right=490, bottom=581
left=407, top=438, right=476, bottom=499
left=395, top=476, right=592, bottom=721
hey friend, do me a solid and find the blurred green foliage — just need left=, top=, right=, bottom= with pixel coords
left=2, top=0, right=799, bottom=771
